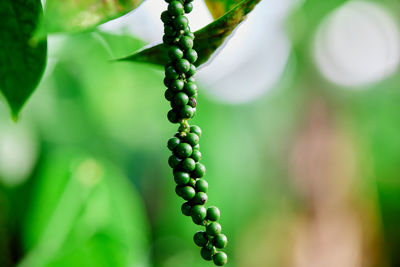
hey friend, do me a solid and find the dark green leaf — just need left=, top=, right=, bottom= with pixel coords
left=40, top=0, right=144, bottom=34
left=117, top=0, right=262, bottom=67
left=204, top=0, right=242, bottom=19
left=0, top=0, right=47, bottom=119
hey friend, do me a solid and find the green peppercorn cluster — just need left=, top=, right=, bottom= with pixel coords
left=161, top=1, right=228, bottom=265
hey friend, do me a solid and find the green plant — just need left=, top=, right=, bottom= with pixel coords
left=162, top=1, right=228, bottom=263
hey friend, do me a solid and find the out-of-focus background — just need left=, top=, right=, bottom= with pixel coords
left=1, top=0, right=400, bottom=266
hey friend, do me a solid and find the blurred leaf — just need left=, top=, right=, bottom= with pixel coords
left=40, top=0, right=144, bottom=34
left=204, top=0, right=242, bottom=19
left=19, top=150, right=150, bottom=267
left=0, top=0, right=47, bottom=119
left=117, top=0, right=262, bottom=67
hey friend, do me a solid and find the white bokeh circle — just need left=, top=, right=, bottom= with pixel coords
left=314, top=1, right=400, bottom=88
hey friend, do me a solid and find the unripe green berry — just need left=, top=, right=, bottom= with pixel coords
left=180, top=105, right=195, bottom=118
left=184, top=2, right=193, bottom=13
left=173, top=15, right=188, bottom=30
left=181, top=201, right=192, bottom=216
left=168, top=1, right=184, bottom=16
left=167, top=137, right=180, bottom=150
left=168, top=47, right=183, bottom=60
left=164, top=89, right=174, bottom=101
left=188, top=178, right=196, bottom=187
left=164, top=77, right=172, bottom=87
left=190, top=125, right=202, bottom=137
left=200, top=246, right=216, bottom=261
left=173, top=92, right=189, bottom=106
left=187, top=64, right=196, bottom=77
left=206, top=206, right=220, bottom=221
left=174, top=171, right=190, bottom=185
left=193, top=192, right=207, bottom=204
left=184, top=132, right=199, bottom=146
left=187, top=76, right=195, bottom=83
left=195, top=179, right=208, bottom=192
left=175, top=59, right=191, bottom=74
left=181, top=186, right=196, bottom=200
left=161, top=11, right=171, bottom=23
left=192, top=162, right=205, bottom=177
left=181, top=157, right=196, bottom=172
left=167, top=109, right=179, bottom=123
left=213, top=252, right=228, bottom=266
left=213, top=234, right=228, bottom=249
left=206, top=222, right=221, bottom=236
left=168, top=155, right=181, bottom=168
left=164, top=25, right=176, bottom=36
left=193, top=231, right=208, bottom=247
left=185, top=49, right=198, bottom=63
left=191, top=150, right=201, bottom=162
left=175, top=185, right=184, bottom=196
left=183, top=82, right=197, bottom=96
left=179, top=36, right=193, bottom=51
left=175, top=143, right=192, bottom=158
left=170, top=79, right=184, bottom=92
left=165, top=66, right=179, bottom=79
left=191, top=205, right=207, bottom=223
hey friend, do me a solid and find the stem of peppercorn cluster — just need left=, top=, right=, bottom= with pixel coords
left=161, top=0, right=228, bottom=265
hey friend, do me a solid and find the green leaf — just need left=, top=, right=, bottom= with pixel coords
left=0, top=0, right=47, bottom=119
left=19, top=150, right=150, bottom=267
left=40, top=0, right=144, bottom=34
left=117, top=0, right=262, bottom=67
left=204, top=0, right=242, bottom=20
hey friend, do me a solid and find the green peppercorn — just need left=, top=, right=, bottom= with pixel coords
left=181, top=157, right=196, bottom=172
left=184, top=3, right=193, bottom=13
left=168, top=155, right=181, bottom=168
left=164, top=77, right=172, bottom=87
left=191, top=150, right=201, bottom=162
left=168, top=47, right=183, bottom=60
left=170, top=79, right=184, bottom=92
left=195, top=179, right=208, bottom=192
left=174, top=171, right=190, bottom=185
left=185, top=49, right=198, bottom=63
left=213, top=234, right=228, bottom=249
left=181, top=186, right=196, bottom=200
left=187, top=76, right=195, bottom=83
left=173, top=92, right=189, bottom=106
left=206, top=222, right=221, bottom=236
left=168, top=0, right=184, bottom=16
left=167, top=137, right=180, bottom=150
left=173, top=15, right=189, bottom=30
left=191, top=205, right=207, bottom=222
left=181, top=201, right=192, bottom=216
left=161, top=10, right=171, bottom=23
left=193, top=144, right=200, bottom=151
left=184, top=132, right=199, bottom=146
left=180, top=105, right=195, bottom=118
left=190, top=125, right=202, bottom=137
left=166, top=66, right=179, bottom=79
left=175, top=185, right=184, bottom=197
left=193, top=231, right=208, bottom=247
left=183, top=82, right=197, bottom=96
left=164, top=25, right=176, bottom=36
left=200, top=246, right=216, bottom=261
left=187, top=64, right=196, bottom=77
left=164, top=89, right=174, bottom=101
left=213, top=252, right=228, bottom=266
left=175, top=143, right=192, bottom=158
left=206, top=206, right=220, bottom=221
left=193, top=192, right=208, bottom=204
left=167, top=109, right=179, bottom=123
left=179, top=36, right=194, bottom=51
left=193, top=162, right=205, bottom=177
left=175, top=59, right=191, bottom=74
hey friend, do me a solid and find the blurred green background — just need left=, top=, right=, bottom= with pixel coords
left=1, top=0, right=400, bottom=266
